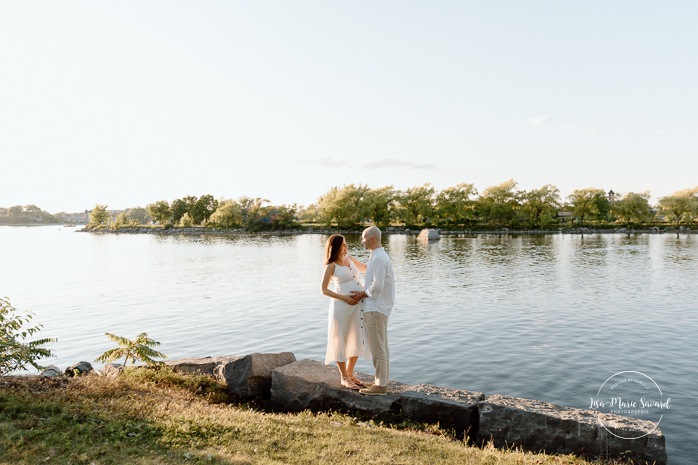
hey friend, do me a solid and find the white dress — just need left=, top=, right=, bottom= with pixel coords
left=324, top=260, right=369, bottom=364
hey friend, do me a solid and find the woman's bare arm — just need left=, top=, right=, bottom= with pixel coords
left=321, top=264, right=358, bottom=305
left=347, top=255, right=366, bottom=273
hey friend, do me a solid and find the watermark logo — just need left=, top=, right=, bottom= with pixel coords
left=589, top=371, right=671, bottom=440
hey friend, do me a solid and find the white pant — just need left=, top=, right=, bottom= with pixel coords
left=364, top=311, right=389, bottom=387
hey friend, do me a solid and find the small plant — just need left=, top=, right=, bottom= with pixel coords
left=0, top=297, right=56, bottom=375
left=95, top=332, right=167, bottom=366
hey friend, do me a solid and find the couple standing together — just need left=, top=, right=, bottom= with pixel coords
left=321, top=226, right=395, bottom=396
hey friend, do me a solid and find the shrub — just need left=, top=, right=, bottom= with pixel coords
left=95, top=332, right=167, bottom=366
left=179, top=212, right=193, bottom=227
left=0, top=297, right=56, bottom=375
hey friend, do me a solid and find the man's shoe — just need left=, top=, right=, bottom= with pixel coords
left=359, top=384, right=387, bottom=396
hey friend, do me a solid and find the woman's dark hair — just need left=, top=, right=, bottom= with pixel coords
left=325, top=234, right=345, bottom=265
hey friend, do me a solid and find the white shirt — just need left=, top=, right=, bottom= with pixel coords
left=363, top=247, right=395, bottom=317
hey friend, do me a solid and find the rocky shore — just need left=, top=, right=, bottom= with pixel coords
left=41, top=353, right=667, bottom=465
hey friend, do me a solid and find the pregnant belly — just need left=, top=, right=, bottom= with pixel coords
left=336, top=281, right=363, bottom=294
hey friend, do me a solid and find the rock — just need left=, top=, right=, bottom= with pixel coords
left=593, top=412, right=667, bottom=465
left=478, top=394, right=666, bottom=465
left=219, top=352, right=296, bottom=400
left=270, top=359, right=408, bottom=419
left=98, top=363, right=124, bottom=378
left=40, top=365, right=62, bottom=378
left=401, top=384, right=484, bottom=441
left=64, top=361, right=94, bottom=377
left=165, top=356, right=241, bottom=377
left=417, top=228, right=441, bottom=240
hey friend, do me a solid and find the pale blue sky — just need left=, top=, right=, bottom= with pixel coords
left=1, top=1, right=696, bottom=213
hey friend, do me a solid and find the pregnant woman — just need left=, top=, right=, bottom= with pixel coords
left=321, top=234, right=369, bottom=390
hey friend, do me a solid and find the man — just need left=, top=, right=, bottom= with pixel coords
left=350, top=225, right=395, bottom=396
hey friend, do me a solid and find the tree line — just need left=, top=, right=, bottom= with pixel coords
left=85, top=181, right=698, bottom=231
left=0, top=205, right=59, bottom=225
left=88, top=195, right=299, bottom=231
left=311, top=181, right=698, bottom=229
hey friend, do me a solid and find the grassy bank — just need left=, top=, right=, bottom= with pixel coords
left=0, top=369, right=619, bottom=465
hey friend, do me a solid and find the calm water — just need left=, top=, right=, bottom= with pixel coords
left=1, top=226, right=696, bottom=464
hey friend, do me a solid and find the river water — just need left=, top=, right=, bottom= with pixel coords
left=1, top=226, right=695, bottom=464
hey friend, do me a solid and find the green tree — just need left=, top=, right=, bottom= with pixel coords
left=296, top=204, right=320, bottom=224
left=434, top=183, right=477, bottom=229
left=395, top=184, right=436, bottom=227
left=208, top=200, right=243, bottom=228
left=0, top=205, right=58, bottom=225
left=125, top=207, right=151, bottom=225
left=593, top=192, right=612, bottom=222
left=567, top=188, right=609, bottom=224
left=88, top=204, right=110, bottom=227
left=477, top=180, right=521, bottom=227
left=363, top=186, right=397, bottom=228
left=170, top=198, right=189, bottom=224
left=191, top=194, right=218, bottom=225
left=169, top=195, right=198, bottom=224
left=317, top=185, right=369, bottom=229
left=8, top=205, right=23, bottom=221
left=238, top=197, right=271, bottom=229
left=95, top=332, right=167, bottom=366
left=611, top=192, right=652, bottom=227
left=520, top=185, right=561, bottom=229
left=113, top=212, right=131, bottom=228
left=0, top=297, right=56, bottom=375
left=317, top=187, right=341, bottom=227
left=658, top=187, right=698, bottom=228
left=267, top=204, right=300, bottom=230
left=146, top=201, right=171, bottom=225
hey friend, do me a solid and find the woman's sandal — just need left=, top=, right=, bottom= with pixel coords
left=348, top=374, right=365, bottom=387
left=340, top=377, right=361, bottom=390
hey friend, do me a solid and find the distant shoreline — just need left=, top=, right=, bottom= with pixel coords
left=0, top=223, right=63, bottom=227
left=76, top=225, right=696, bottom=236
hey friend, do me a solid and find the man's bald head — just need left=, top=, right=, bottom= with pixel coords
left=361, top=225, right=382, bottom=250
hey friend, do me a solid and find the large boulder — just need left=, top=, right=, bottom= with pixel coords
left=165, top=356, right=241, bottom=377
left=417, top=228, right=441, bottom=240
left=219, top=352, right=296, bottom=400
left=478, top=394, right=666, bottom=465
left=400, top=384, right=484, bottom=441
left=270, top=359, right=407, bottom=419
left=40, top=365, right=62, bottom=378
left=97, top=363, right=124, bottom=378
left=64, top=361, right=94, bottom=377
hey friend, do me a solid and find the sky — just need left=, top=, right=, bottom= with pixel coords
left=1, top=1, right=697, bottom=213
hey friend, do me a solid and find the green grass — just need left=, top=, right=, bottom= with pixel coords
left=0, top=369, right=620, bottom=465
